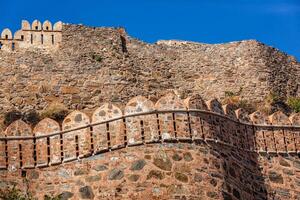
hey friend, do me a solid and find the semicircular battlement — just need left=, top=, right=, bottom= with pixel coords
left=269, top=111, right=291, bottom=125
left=5, top=120, right=32, bottom=136
left=184, top=94, right=208, bottom=110
left=289, top=113, right=300, bottom=125
left=235, top=108, right=250, bottom=123
left=1, top=28, right=12, bottom=40
left=42, top=20, right=52, bottom=31
left=155, top=92, right=185, bottom=110
left=125, top=96, right=155, bottom=114
left=249, top=111, right=269, bottom=124
left=33, top=118, right=61, bottom=136
left=206, top=99, right=224, bottom=115
left=222, top=104, right=237, bottom=119
left=32, top=20, right=42, bottom=31
left=53, top=21, right=63, bottom=31
left=21, top=20, right=31, bottom=30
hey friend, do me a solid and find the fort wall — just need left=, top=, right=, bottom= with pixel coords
left=0, top=21, right=299, bottom=118
left=0, top=93, right=299, bottom=199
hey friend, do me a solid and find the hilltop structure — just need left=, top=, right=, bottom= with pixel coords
left=0, top=20, right=299, bottom=199
left=0, top=20, right=62, bottom=51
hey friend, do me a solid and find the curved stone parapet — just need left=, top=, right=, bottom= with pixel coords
left=0, top=93, right=300, bottom=170
left=62, top=111, right=91, bottom=161
left=33, top=118, right=61, bottom=166
left=125, top=96, right=157, bottom=144
left=155, top=93, right=189, bottom=140
left=5, top=120, right=33, bottom=169
left=92, top=103, right=123, bottom=151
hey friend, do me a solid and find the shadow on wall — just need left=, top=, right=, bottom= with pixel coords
left=186, top=96, right=268, bottom=199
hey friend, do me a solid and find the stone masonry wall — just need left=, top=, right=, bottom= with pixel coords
left=0, top=20, right=299, bottom=121
left=0, top=93, right=299, bottom=199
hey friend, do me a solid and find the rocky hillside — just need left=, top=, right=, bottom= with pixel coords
left=0, top=24, right=299, bottom=120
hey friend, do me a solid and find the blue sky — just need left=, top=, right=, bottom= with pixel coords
left=1, top=0, right=300, bottom=59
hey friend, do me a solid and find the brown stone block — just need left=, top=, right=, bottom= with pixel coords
left=60, top=86, right=80, bottom=94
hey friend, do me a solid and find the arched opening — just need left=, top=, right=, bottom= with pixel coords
left=12, top=42, right=15, bottom=51
left=51, top=35, right=54, bottom=44
left=41, top=34, right=43, bottom=44
left=5, top=35, right=8, bottom=39
left=35, top=26, right=38, bottom=30
left=21, top=35, right=24, bottom=41
left=46, top=26, right=49, bottom=31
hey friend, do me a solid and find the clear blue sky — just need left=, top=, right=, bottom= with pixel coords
left=1, top=0, right=300, bottom=59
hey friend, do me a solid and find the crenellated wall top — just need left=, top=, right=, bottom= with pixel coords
left=1, top=93, right=300, bottom=137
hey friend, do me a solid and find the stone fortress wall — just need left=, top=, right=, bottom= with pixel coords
left=0, top=20, right=62, bottom=51
left=0, top=93, right=300, bottom=199
left=0, top=20, right=299, bottom=119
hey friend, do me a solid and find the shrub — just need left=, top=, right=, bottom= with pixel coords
left=265, top=92, right=280, bottom=104
left=22, top=109, right=40, bottom=126
left=287, top=97, right=300, bottom=113
left=3, top=110, right=22, bottom=126
left=0, top=186, right=34, bottom=200
left=222, top=89, right=255, bottom=113
left=259, top=92, right=292, bottom=115
left=224, top=91, right=235, bottom=97
left=91, top=54, right=102, bottom=62
left=40, top=102, right=70, bottom=122
left=224, top=87, right=243, bottom=98
left=44, top=195, right=60, bottom=200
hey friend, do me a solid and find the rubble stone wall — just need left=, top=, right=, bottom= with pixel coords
left=0, top=20, right=299, bottom=119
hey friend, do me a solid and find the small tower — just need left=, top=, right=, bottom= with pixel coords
left=0, top=19, right=63, bottom=51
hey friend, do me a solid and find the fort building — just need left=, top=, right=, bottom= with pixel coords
left=0, top=20, right=62, bottom=51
